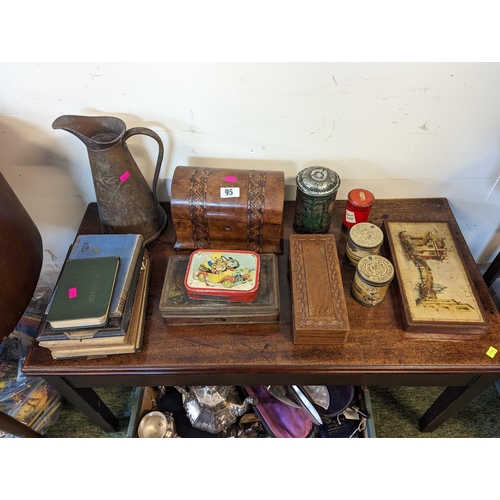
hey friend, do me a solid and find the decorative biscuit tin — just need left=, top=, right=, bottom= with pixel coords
left=159, top=253, right=279, bottom=325
left=184, top=250, right=260, bottom=302
left=344, top=222, right=384, bottom=269
left=341, top=188, right=375, bottom=233
left=293, top=166, right=341, bottom=234
left=170, top=166, right=285, bottom=253
left=351, top=255, right=394, bottom=306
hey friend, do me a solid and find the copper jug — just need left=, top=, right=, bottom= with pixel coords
left=52, top=115, right=167, bottom=243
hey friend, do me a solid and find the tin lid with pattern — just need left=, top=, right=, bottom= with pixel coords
left=356, top=255, right=394, bottom=285
left=184, top=249, right=260, bottom=302
left=348, top=222, right=384, bottom=249
left=296, top=166, right=341, bottom=197
left=347, top=189, right=374, bottom=208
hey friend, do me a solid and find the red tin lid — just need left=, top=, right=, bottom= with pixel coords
left=347, top=189, right=374, bottom=208
left=184, top=250, right=260, bottom=302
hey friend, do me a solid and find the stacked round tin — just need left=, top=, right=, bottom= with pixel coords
left=344, top=222, right=384, bottom=269
left=343, top=222, right=394, bottom=307
left=351, top=254, right=394, bottom=307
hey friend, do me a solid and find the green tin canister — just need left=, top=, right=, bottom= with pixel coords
left=293, top=166, right=341, bottom=234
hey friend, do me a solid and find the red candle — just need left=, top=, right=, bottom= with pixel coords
left=342, top=189, right=375, bottom=233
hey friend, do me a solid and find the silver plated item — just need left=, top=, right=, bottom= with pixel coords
left=301, top=385, right=330, bottom=410
left=265, top=385, right=301, bottom=408
left=175, top=386, right=257, bottom=434
left=138, top=411, right=177, bottom=438
left=288, top=385, right=324, bottom=425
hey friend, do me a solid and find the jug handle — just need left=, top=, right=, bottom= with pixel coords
left=123, top=127, right=164, bottom=205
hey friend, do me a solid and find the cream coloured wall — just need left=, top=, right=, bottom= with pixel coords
left=1, top=62, right=499, bottom=272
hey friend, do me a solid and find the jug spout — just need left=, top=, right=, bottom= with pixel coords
left=52, top=115, right=126, bottom=151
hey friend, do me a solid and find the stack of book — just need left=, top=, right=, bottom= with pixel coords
left=36, top=234, right=150, bottom=359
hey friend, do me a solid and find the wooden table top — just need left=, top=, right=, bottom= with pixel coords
left=22, top=198, right=500, bottom=387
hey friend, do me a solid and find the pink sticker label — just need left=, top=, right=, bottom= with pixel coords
left=225, top=176, right=237, bottom=183
left=68, top=287, right=77, bottom=299
left=120, top=171, right=131, bottom=182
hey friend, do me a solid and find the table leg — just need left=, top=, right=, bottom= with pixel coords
left=44, top=376, right=119, bottom=433
left=418, top=376, right=495, bottom=432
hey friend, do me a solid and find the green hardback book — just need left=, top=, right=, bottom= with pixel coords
left=46, top=256, right=120, bottom=329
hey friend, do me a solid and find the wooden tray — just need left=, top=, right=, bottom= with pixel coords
left=383, top=220, right=488, bottom=340
left=159, top=253, right=280, bottom=325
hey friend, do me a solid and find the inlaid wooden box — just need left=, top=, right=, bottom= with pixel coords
left=289, top=233, right=350, bottom=344
left=170, top=166, right=285, bottom=253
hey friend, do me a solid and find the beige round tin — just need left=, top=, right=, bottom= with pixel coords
left=344, top=222, right=384, bottom=269
left=351, top=255, right=394, bottom=306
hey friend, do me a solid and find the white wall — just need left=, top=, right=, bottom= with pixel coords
left=1, top=62, right=499, bottom=272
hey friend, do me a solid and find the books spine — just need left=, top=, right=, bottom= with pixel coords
left=117, top=237, right=143, bottom=316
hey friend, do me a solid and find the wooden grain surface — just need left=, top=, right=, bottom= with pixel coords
left=170, top=166, right=284, bottom=253
left=289, top=233, right=349, bottom=344
left=0, top=173, right=43, bottom=341
left=22, top=198, right=500, bottom=387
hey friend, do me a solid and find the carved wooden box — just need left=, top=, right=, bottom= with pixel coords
left=170, top=166, right=285, bottom=253
left=289, top=233, right=350, bottom=344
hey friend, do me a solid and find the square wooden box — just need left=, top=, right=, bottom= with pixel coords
left=289, top=233, right=350, bottom=344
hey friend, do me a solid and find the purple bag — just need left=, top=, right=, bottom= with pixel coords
left=244, top=386, right=313, bottom=438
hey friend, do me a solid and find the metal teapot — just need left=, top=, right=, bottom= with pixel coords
left=52, top=114, right=167, bottom=243
left=175, top=385, right=257, bottom=434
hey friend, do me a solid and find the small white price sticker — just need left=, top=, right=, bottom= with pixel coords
left=220, top=187, right=240, bottom=198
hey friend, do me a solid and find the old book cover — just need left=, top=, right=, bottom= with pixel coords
left=9, top=379, right=60, bottom=427
left=37, top=245, right=145, bottom=341
left=46, top=256, right=120, bottom=329
left=68, top=234, right=144, bottom=318
left=46, top=249, right=150, bottom=359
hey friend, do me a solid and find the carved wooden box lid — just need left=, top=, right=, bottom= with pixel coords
left=289, top=233, right=350, bottom=344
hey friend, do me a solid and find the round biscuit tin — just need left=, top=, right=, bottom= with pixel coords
left=344, top=222, right=384, bottom=269
left=351, top=255, right=394, bottom=306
